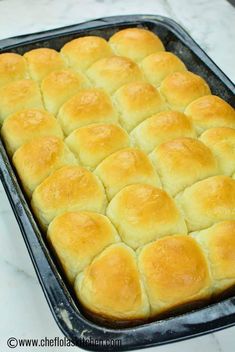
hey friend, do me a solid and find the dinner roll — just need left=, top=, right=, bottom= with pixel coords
left=0, top=79, right=43, bottom=123
left=87, top=56, right=144, bottom=94
left=13, top=136, right=77, bottom=196
left=60, top=36, right=113, bottom=73
left=57, top=88, right=118, bottom=136
left=185, top=95, right=235, bottom=135
left=113, top=82, right=167, bottom=132
left=192, top=221, right=235, bottom=295
left=109, top=27, right=164, bottom=62
left=95, top=148, right=161, bottom=200
left=141, top=52, right=187, bottom=87
left=150, top=138, right=219, bottom=196
left=48, top=211, right=120, bottom=283
left=176, top=176, right=235, bottom=232
left=65, top=123, right=130, bottom=170
left=31, top=165, right=107, bottom=229
left=0, top=53, right=28, bottom=88
left=3, top=29, right=235, bottom=324
left=138, top=235, right=211, bottom=316
left=75, top=243, right=150, bottom=321
left=160, top=71, right=211, bottom=111
left=1, top=109, right=63, bottom=155
left=200, top=127, right=235, bottom=176
left=24, top=48, right=65, bottom=82
left=41, top=69, right=89, bottom=114
left=107, top=184, right=187, bottom=249
left=130, top=111, right=196, bottom=153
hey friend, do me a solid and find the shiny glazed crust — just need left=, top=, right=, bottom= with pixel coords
left=0, top=27, right=234, bottom=325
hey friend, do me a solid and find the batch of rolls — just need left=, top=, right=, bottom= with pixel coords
left=0, top=27, right=235, bottom=323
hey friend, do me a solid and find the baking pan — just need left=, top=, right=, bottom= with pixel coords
left=0, top=15, right=235, bottom=351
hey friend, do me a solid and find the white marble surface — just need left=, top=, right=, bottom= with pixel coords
left=0, top=0, right=234, bottom=351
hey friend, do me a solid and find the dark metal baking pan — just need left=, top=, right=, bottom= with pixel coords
left=0, top=15, right=235, bottom=351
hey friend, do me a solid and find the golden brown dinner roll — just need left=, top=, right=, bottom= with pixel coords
left=160, top=71, right=211, bottom=111
left=150, top=138, right=219, bottom=196
left=130, top=111, right=196, bottom=153
left=13, top=136, right=77, bottom=196
left=47, top=211, right=120, bottom=283
left=107, top=184, right=187, bottom=249
left=31, top=165, right=107, bottom=229
left=41, top=69, right=89, bottom=114
left=24, top=48, right=65, bottom=82
left=109, top=27, right=164, bottom=62
left=0, top=53, right=28, bottom=88
left=1, top=109, right=63, bottom=155
left=57, top=88, right=118, bottom=136
left=87, top=56, right=145, bottom=94
left=95, top=148, right=161, bottom=200
left=3, top=30, right=235, bottom=324
left=200, top=127, right=235, bottom=176
left=192, top=221, right=235, bottom=295
left=138, top=235, right=211, bottom=316
left=0, top=79, right=43, bottom=123
left=141, top=51, right=187, bottom=87
left=65, top=123, right=130, bottom=170
left=176, top=175, right=235, bottom=232
left=60, top=36, right=113, bottom=73
left=113, top=81, right=167, bottom=132
left=185, top=95, right=235, bottom=135
left=75, top=243, right=150, bottom=320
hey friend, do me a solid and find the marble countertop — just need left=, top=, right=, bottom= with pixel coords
left=0, top=0, right=234, bottom=351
